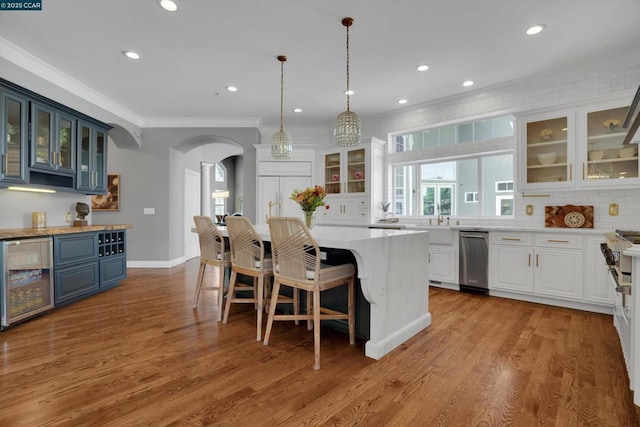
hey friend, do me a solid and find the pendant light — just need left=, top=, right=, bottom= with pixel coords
left=335, top=17, right=361, bottom=147
left=271, top=55, right=293, bottom=159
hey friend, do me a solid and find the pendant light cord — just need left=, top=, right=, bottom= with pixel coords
left=345, top=19, right=351, bottom=112
left=278, top=55, right=286, bottom=132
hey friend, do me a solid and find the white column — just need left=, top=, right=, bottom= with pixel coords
left=200, top=162, right=213, bottom=216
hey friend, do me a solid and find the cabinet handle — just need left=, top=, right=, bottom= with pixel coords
left=546, top=239, right=570, bottom=243
left=502, top=237, right=521, bottom=241
left=536, top=254, right=539, bottom=267
left=582, top=162, right=585, bottom=180
left=2, top=154, right=6, bottom=174
left=51, top=151, right=56, bottom=165
left=59, top=152, right=62, bottom=167
left=569, top=164, right=573, bottom=181
left=428, top=253, right=431, bottom=263
left=528, top=254, right=531, bottom=267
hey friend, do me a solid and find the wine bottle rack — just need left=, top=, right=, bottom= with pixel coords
left=98, top=231, right=125, bottom=258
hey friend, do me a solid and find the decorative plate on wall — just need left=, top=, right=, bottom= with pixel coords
left=544, top=205, right=594, bottom=228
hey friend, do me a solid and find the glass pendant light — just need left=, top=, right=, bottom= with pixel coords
left=271, top=55, right=293, bottom=159
left=335, top=17, right=361, bottom=147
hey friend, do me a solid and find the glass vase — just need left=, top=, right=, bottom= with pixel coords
left=303, top=210, right=315, bottom=229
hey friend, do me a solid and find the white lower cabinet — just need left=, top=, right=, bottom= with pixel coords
left=490, top=232, right=584, bottom=302
left=429, top=245, right=458, bottom=284
left=584, top=236, right=614, bottom=305
left=317, top=195, right=367, bottom=222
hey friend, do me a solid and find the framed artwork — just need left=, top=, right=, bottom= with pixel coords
left=91, top=173, right=120, bottom=211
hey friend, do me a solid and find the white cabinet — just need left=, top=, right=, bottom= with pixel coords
left=489, top=232, right=583, bottom=301
left=517, top=96, right=639, bottom=192
left=255, top=144, right=315, bottom=225
left=429, top=246, right=458, bottom=284
left=517, top=111, right=575, bottom=191
left=316, top=137, right=385, bottom=224
left=584, top=236, right=614, bottom=305
left=489, top=232, right=534, bottom=293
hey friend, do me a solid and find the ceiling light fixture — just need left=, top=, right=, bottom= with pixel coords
left=398, top=99, right=408, bottom=104
left=122, top=50, right=140, bottom=60
left=526, top=24, right=546, bottom=35
left=271, top=55, right=293, bottom=159
left=335, top=17, right=361, bottom=147
left=226, top=86, right=238, bottom=92
left=159, top=0, right=178, bottom=12
left=416, top=65, right=429, bottom=72
left=463, top=80, right=474, bottom=87
left=293, top=108, right=302, bottom=113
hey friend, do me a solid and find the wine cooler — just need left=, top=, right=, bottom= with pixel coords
left=1, top=237, right=54, bottom=329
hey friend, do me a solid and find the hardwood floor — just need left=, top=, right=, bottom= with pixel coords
left=1, top=258, right=638, bottom=426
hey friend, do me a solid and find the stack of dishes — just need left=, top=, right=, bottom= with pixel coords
left=619, top=146, right=638, bottom=158
left=588, top=150, right=606, bottom=161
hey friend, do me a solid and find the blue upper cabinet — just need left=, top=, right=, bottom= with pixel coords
left=30, top=101, right=76, bottom=176
left=0, top=87, right=28, bottom=184
left=77, top=120, right=108, bottom=194
left=0, top=78, right=110, bottom=194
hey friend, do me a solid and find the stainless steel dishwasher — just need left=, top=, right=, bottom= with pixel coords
left=459, top=230, right=489, bottom=293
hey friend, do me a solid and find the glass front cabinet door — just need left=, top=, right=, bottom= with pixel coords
left=581, top=104, right=638, bottom=185
left=0, top=88, right=28, bottom=184
left=519, top=111, right=574, bottom=190
left=77, top=121, right=107, bottom=194
left=30, top=102, right=76, bottom=175
left=323, top=147, right=367, bottom=195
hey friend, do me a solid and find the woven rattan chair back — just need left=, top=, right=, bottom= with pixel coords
left=192, top=215, right=230, bottom=320
left=268, top=216, right=320, bottom=284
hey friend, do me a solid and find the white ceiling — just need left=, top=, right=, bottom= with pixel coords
left=1, top=0, right=640, bottom=128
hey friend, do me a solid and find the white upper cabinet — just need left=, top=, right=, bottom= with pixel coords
left=518, top=96, right=639, bottom=192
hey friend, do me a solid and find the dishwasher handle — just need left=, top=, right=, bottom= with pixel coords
left=460, top=231, right=488, bottom=239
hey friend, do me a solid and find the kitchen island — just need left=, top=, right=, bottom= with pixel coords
left=223, top=224, right=431, bottom=360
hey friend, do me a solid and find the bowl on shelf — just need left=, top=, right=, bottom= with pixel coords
left=619, top=146, right=638, bottom=158
left=588, top=150, right=605, bottom=161
left=537, top=152, right=557, bottom=165
left=602, top=118, right=622, bottom=132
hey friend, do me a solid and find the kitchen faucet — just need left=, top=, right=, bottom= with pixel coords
left=436, top=203, right=444, bottom=225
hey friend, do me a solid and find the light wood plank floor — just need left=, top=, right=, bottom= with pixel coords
left=0, top=258, right=638, bottom=426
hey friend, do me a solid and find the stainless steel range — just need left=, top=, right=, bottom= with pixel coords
left=601, top=230, right=639, bottom=384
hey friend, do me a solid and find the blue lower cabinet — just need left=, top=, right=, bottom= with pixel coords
left=54, top=261, right=100, bottom=304
left=53, top=230, right=127, bottom=306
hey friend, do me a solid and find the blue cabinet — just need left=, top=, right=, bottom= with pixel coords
left=0, top=78, right=110, bottom=194
left=0, top=87, right=28, bottom=184
left=53, top=230, right=127, bottom=305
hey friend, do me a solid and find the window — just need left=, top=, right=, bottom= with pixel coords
left=388, top=114, right=515, bottom=218
left=212, top=163, right=227, bottom=215
left=392, top=115, right=514, bottom=153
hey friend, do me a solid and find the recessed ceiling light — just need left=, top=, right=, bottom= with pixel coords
left=159, top=0, right=178, bottom=11
left=293, top=108, right=302, bottom=113
left=416, top=65, right=429, bottom=72
left=226, top=86, right=238, bottom=92
left=344, top=90, right=354, bottom=96
left=463, top=80, right=474, bottom=87
left=398, top=99, right=408, bottom=104
left=526, top=24, right=546, bottom=35
left=122, top=50, right=140, bottom=60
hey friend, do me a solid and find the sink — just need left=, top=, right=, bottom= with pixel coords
left=406, top=225, right=455, bottom=245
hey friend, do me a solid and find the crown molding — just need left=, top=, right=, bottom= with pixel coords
left=0, top=37, right=144, bottom=127
left=141, top=117, right=263, bottom=128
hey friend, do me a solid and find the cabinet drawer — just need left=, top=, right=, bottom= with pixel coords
left=490, top=232, right=533, bottom=246
left=54, top=233, right=98, bottom=267
left=535, top=234, right=583, bottom=249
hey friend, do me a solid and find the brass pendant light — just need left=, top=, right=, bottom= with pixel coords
left=271, top=55, right=293, bottom=159
left=335, top=17, right=361, bottom=147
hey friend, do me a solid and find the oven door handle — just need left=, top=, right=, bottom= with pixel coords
left=616, top=284, right=632, bottom=295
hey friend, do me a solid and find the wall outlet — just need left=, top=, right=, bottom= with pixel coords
left=143, top=208, right=155, bottom=215
left=65, top=211, right=72, bottom=223
left=609, top=203, right=619, bottom=216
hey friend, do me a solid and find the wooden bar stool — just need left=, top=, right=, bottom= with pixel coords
left=264, top=216, right=355, bottom=370
left=192, top=215, right=231, bottom=321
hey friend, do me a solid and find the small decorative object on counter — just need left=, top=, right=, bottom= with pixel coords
left=31, top=212, right=46, bottom=228
left=74, top=202, right=90, bottom=227
left=290, top=185, right=328, bottom=229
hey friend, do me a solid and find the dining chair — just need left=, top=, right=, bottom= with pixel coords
left=192, top=215, right=231, bottom=321
left=264, top=216, right=356, bottom=370
left=223, top=216, right=277, bottom=341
